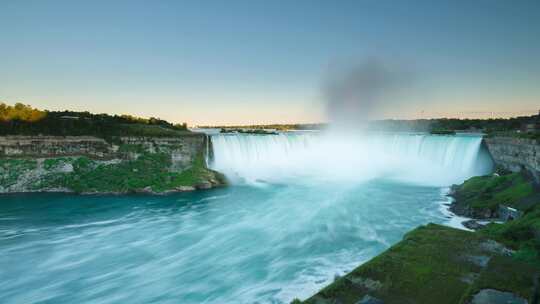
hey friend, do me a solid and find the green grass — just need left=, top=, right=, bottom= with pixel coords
left=34, top=152, right=217, bottom=193
left=43, top=157, right=73, bottom=170
left=454, top=172, right=534, bottom=212
left=303, top=224, right=489, bottom=304
left=117, top=143, right=146, bottom=153
left=0, top=158, right=37, bottom=187
left=461, top=255, right=539, bottom=302
left=479, top=205, right=540, bottom=269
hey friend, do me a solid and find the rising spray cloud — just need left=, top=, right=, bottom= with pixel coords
left=322, top=58, right=407, bottom=131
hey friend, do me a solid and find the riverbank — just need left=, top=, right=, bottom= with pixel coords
left=296, top=207, right=540, bottom=304
left=0, top=135, right=226, bottom=194
left=295, top=135, right=540, bottom=304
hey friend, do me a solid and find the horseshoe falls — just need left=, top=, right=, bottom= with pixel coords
left=0, top=133, right=493, bottom=304
left=211, top=132, right=493, bottom=186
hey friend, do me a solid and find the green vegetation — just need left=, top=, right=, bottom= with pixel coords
left=0, top=102, right=46, bottom=122
left=302, top=224, right=507, bottom=304
left=461, top=255, right=539, bottom=302
left=368, top=114, right=540, bottom=135
left=480, top=205, right=540, bottom=265
left=301, top=221, right=540, bottom=304
left=0, top=102, right=190, bottom=141
left=0, top=158, right=37, bottom=187
left=117, top=143, right=147, bottom=153
left=43, top=157, right=73, bottom=170
left=452, top=172, right=535, bottom=215
left=33, top=152, right=220, bottom=193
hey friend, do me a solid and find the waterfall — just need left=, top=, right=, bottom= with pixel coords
left=210, top=132, right=493, bottom=186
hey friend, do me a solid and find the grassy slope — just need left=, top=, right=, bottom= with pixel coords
left=302, top=224, right=487, bottom=304
left=0, top=151, right=224, bottom=193
left=0, top=158, right=37, bottom=187
left=453, top=172, right=534, bottom=213
left=480, top=205, right=540, bottom=266
left=34, top=152, right=221, bottom=193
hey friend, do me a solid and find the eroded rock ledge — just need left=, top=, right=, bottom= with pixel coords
left=484, top=136, right=540, bottom=182
left=0, top=135, right=226, bottom=194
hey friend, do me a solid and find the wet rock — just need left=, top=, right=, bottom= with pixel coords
left=462, top=220, right=484, bottom=230
left=470, top=289, right=527, bottom=304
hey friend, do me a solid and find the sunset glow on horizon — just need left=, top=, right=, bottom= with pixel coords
left=1, top=0, right=539, bottom=125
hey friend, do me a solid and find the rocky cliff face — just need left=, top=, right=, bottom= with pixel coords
left=484, top=136, right=540, bottom=181
left=0, top=134, right=224, bottom=194
left=0, top=136, right=113, bottom=158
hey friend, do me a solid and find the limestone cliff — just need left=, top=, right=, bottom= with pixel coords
left=0, top=134, right=225, bottom=194
left=484, top=136, right=540, bottom=181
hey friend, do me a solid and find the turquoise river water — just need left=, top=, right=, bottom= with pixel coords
left=0, top=133, right=493, bottom=303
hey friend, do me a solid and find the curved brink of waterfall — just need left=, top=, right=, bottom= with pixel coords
left=210, top=132, right=493, bottom=187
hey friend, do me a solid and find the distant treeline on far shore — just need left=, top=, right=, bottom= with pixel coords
left=202, top=112, right=540, bottom=139
left=0, top=102, right=190, bottom=141
left=1, top=102, right=538, bottom=139
left=198, top=123, right=327, bottom=131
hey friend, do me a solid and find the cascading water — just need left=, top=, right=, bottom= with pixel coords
left=210, top=132, right=493, bottom=186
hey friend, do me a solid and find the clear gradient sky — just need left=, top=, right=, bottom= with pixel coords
left=1, top=0, right=539, bottom=125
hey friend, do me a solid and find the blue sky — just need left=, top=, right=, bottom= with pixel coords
left=1, top=0, right=539, bottom=125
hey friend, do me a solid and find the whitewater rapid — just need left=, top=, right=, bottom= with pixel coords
left=210, top=132, right=493, bottom=187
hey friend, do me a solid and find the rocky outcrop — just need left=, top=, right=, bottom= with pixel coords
left=117, top=136, right=210, bottom=172
left=0, top=134, right=225, bottom=194
left=484, top=136, right=540, bottom=182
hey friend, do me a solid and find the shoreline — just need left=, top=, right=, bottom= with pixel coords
left=438, top=187, right=473, bottom=231
left=0, top=183, right=226, bottom=196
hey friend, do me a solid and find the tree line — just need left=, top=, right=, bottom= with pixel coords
left=0, top=102, right=189, bottom=139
